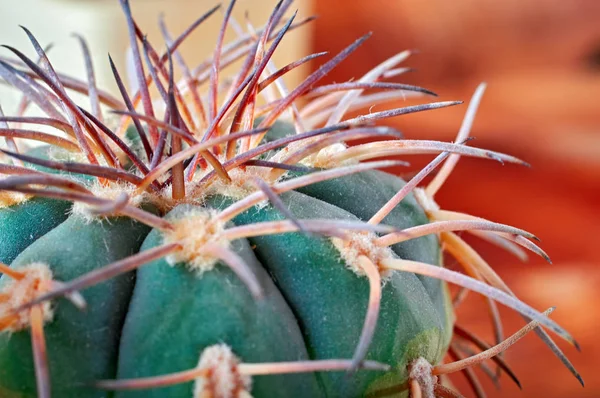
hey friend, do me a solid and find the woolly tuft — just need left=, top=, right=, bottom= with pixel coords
left=194, top=344, right=252, bottom=398
left=0, top=262, right=54, bottom=332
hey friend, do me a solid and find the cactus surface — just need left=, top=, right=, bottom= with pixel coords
left=0, top=1, right=582, bottom=397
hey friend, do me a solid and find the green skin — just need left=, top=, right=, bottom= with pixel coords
left=208, top=191, right=450, bottom=397
left=265, top=120, right=453, bottom=346
left=0, top=145, right=92, bottom=265
left=0, top=214, right=152, bottom=398
left=0, top=197, right=71, bottom=265
left=117, top=204, right=322, bottom=397
left=294, top=170, right=452, bottom=336
left=0, top=130, right=453, bottom=397
left=0, top=193, right=451, bottom=398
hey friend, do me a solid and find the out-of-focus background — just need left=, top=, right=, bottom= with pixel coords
left=0, top=0, right=598, bottom=396
left=312, top=1, right=599, bottom=396
left=0, top=0, right=312, bottom=113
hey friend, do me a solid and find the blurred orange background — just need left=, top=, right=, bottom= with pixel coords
left=0, top=0, right=598, bottom=397
left=312, top=0, right=600, bottom=396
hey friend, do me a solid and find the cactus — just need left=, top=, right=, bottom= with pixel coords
left=0, top=1, right=583, bottom=397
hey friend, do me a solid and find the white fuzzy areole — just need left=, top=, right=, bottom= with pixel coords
left=206, top=168, right=263, bottom=200
left=409, top=357, right=437, bottom=398
left=0, top=263, right=54, bottom=332
left=71, top=180, right=149, bottom=222
left=331, top=232, right=395, bottom=280
left=162, top=208, right=230, bottom=274
left=194, top=344, right=252, bottom=398
left=0, top=190, right=30, bottom=208
left=201, top=166, right=275, bottom=207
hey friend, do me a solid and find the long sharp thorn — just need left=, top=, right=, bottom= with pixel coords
left=88, top=192, right=131, bottom=216
left=0, top=61, right=65, bottom=124
left=243, top=159, right=318, bottom=173
left=108, top=55, right=153, bottom=161
left=134, top=25, right=196, bottom=131
left=158, top=4, right=222, bottom=67
left=240, top=359, right=390, bottom=375
left=114, top=4, right=221, bottom=137
left=79, top=107, right=151, bottom=177
left=442, top=230, right=583, bottom=379
left=10, top=30, right=118, bottom=166
left=0, top=56, right=124, bottom=109
left=257, top=51, right=329, bottom=92
left=453, top=342, right=502, bottom=390
left=199, top=123, right=349, bottom=186
left=0, top=105, right=20, bottom=160
left=158, top=15, right=207, bottom=127
left=110, top=110, right=196, bottom=142
left=73, top=34, right=102, bottom=121
left=334, top=140, right=528, bottom=166
left=306, top=81, right=437, bottom=98
left=13, top=43, right=55, bottom=125
left=94, top=358, right=388, bottom=390
left=0, top=117, right=71, bottom=134
left=447, top=345, right=486, bottom=398
left=202, top=243, right=264, bottom=300
left=198, top=66, right=256, bottom=144
left=409, top=378, right=422, bottom=398
left=382, top=258, right=575, bottom=345
left=369, top=150, right=451, bottom=225
left=469, top=230, right=529, bottom=261
left=349, top=256, right=382, bottom=373
left=327, top=50, right=413, bottom=126
left=0, top=174, right=91, bottom=194
left=0, top=127, right=79, bottom=151
left=217, top=160, right=404, bottom=223
left=271, top=126, right=405, bottom=178
left=30, top=306, right=51, bottom=398
left=167, top=51, right=186, bottom=200
left=534, top=328, right=584, bottom=384
left=223, top=219, right=398, bottom=240
left=252, top=177, right=309, bottom=236
left=14, top=244, right=181, bottom=314
left=256, top=32, right=372, bottom=145
left=343, top=101, right=463, bottom=126
left=209, top=0, right=237, bottom=122
left=230, top=9, right=297, bottom=134
left=190, top=14, right=316, bottom=82
left=119, top=0, right=159, bottom=144
left=435, top=309, right=555, bottom=377
left=134, top=127, right=269, bottom=194
left=377, top=219, right=537, bottom=247
left=427, top=83, right=487, bottom=197
left=453, top=325, right=521, bottom=388
left=0, top=186, right=171, bottom=231
left=140, top=37, right=168, bottom=102
left=0, top=149, right=144, bottom=186
left=228, top=7, right=297, bottom=157
left=509, top=235, right=552, bottom=263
